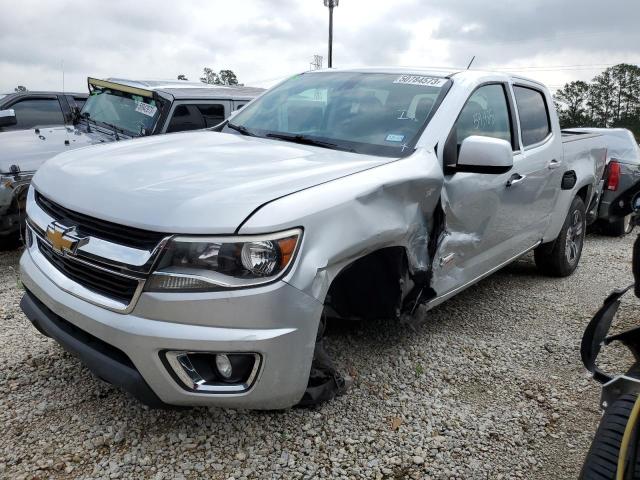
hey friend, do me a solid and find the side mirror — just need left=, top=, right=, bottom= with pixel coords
left=0, top=109, right=17, bottom=128
left=457, top=136, right=513, bottom=174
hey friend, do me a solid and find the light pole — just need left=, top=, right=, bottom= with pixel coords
left=324, top=0, right=339, bottom=68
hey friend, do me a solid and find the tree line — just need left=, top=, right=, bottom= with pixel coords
left=12, top=66, right=241, bottom=93
left=554, top=63, right=640, bottom=138
left=177, top=68, right=240, bottom=86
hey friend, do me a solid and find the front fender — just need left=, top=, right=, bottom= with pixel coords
left=237, top=149, right=444, bottom=302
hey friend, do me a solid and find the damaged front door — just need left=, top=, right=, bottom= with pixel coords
left=433, top=83, right=526, bottom=298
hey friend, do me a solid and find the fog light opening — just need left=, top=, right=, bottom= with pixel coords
left=163, top=351, right=260, bottom=394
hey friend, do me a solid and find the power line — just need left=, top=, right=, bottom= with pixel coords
left=466, top=29, right=638, bottom=49
left=493, top=64, right=625, bottom=72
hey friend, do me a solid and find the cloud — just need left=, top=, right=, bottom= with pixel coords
left=427, top=0, right=640, bottom=67
left=1, top=0, right=639, bottom=93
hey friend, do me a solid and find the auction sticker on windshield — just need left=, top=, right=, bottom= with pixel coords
left=393, top=75, right=447, bottom=87
left=135, top=102, right=158, bottom=117
left=386, top=134, right=405, bottom=142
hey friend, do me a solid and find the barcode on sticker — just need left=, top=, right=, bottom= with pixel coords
left=135, top=102, right=158, bottom=117
left=394, top=75, right=447, bottom=87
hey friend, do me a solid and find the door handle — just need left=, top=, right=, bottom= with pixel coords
left=506, top=173, right=526, bottom=187
left=548, top=159, right=562, bottom=169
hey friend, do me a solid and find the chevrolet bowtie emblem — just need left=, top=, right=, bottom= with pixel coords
left=45, top=222, right=88, bottom=255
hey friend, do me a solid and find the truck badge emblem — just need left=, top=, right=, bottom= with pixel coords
left=45, top=222, right=88, bottom=255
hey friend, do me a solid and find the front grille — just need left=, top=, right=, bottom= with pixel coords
left=35, top=191, right=167, bottom=251
left=38, top=239, right=140, bottom=304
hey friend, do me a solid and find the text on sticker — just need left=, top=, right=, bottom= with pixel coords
left=135, top=102, right=158, bottom=117
left=386, top=134, right=405, bottom=142
left=394, top=75, right=447, bottom=88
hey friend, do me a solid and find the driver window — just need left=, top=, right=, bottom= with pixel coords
left=456, top=84, right=512, bottom=147
left=445, top=84, right=512, bottom=168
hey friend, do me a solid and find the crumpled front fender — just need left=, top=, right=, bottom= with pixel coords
left=238, top=148, right=444, bottom=302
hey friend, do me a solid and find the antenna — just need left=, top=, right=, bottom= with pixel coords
left=61, top=60, right=65, bottom=93
left=466, top=56, right=476, bottom=70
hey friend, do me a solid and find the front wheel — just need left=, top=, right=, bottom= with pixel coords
left=535, top=196, right=586, bottom=277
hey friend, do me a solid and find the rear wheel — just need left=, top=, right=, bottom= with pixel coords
left=601, top=215, right=632, bottom=237
left=535, top=196, right=586, bottom=277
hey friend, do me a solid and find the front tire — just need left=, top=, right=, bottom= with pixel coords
left=535, top=196, right=586, bottom=277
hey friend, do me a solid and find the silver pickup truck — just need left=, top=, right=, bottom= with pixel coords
left=0, top=78, right=263, bottom=245
left=19, top=68, right=606, bottom=409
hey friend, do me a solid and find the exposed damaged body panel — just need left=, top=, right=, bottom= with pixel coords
left=239, top=148, right=444, bottom=306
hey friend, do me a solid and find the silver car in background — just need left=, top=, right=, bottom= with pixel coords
left=0, top=78, right=264, bottom=246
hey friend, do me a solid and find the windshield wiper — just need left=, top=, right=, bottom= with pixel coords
left=99, top=121, right=129, bottom=141
left=266, top=133, right=356, bottom=153
left=227, top=123, right=257, bottom=137
left=79, top=113, right=128, bottom=139
left=80, top=112, right=95, bottom=133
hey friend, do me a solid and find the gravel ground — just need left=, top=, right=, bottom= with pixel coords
left=0, top=233, right=638, bottom=480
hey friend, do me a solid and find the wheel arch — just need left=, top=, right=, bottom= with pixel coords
left=322, top=246, right=413, bottom=321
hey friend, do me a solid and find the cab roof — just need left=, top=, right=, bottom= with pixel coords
left=305, top=67, right=544, bottom=87
left=103, top=78, right=265, bottom=101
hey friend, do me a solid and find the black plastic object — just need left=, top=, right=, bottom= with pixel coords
left=296, top=316, right=347, bottom=407
left=581, top=286, right=633, bottom=384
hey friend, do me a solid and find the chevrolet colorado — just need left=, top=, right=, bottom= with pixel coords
left=20, top=68, right=607, bottom=409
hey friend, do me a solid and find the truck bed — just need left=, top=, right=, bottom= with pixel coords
left=561, top=130, right=608, bottom=221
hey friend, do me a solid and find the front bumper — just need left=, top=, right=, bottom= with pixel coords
left=20, top=248, right=322, bottom=409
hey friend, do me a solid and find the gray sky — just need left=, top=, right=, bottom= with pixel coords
left=2, top=0, right=640, bottom=93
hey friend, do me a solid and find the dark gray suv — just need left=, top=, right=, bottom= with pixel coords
left=0, top=91, right=87, bottom=132
left=565, top=128, right=640, bottom=236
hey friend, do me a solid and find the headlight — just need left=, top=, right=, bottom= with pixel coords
left=145, top=229, right=302, bottom=292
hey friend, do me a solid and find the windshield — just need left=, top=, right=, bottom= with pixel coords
left=80, top=87, right=161, bottom=136
left=225, top=72, right=449, bottom=157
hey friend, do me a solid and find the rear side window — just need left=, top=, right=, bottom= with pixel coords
left=196, top=104, right=225, bottom=127
left=11, top=98, right=64, bottom=129
left=514, top=86, right=551, bottom=147
left=453, top=84, right=513, bottom=148
left=167, top=105, right=204, bottom=133
left=167, top=104, right=226, bottom=132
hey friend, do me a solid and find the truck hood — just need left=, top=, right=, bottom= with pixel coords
left=0, top=125, right=114, bottom=173
left=33, top=131, right=394, bottom=234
